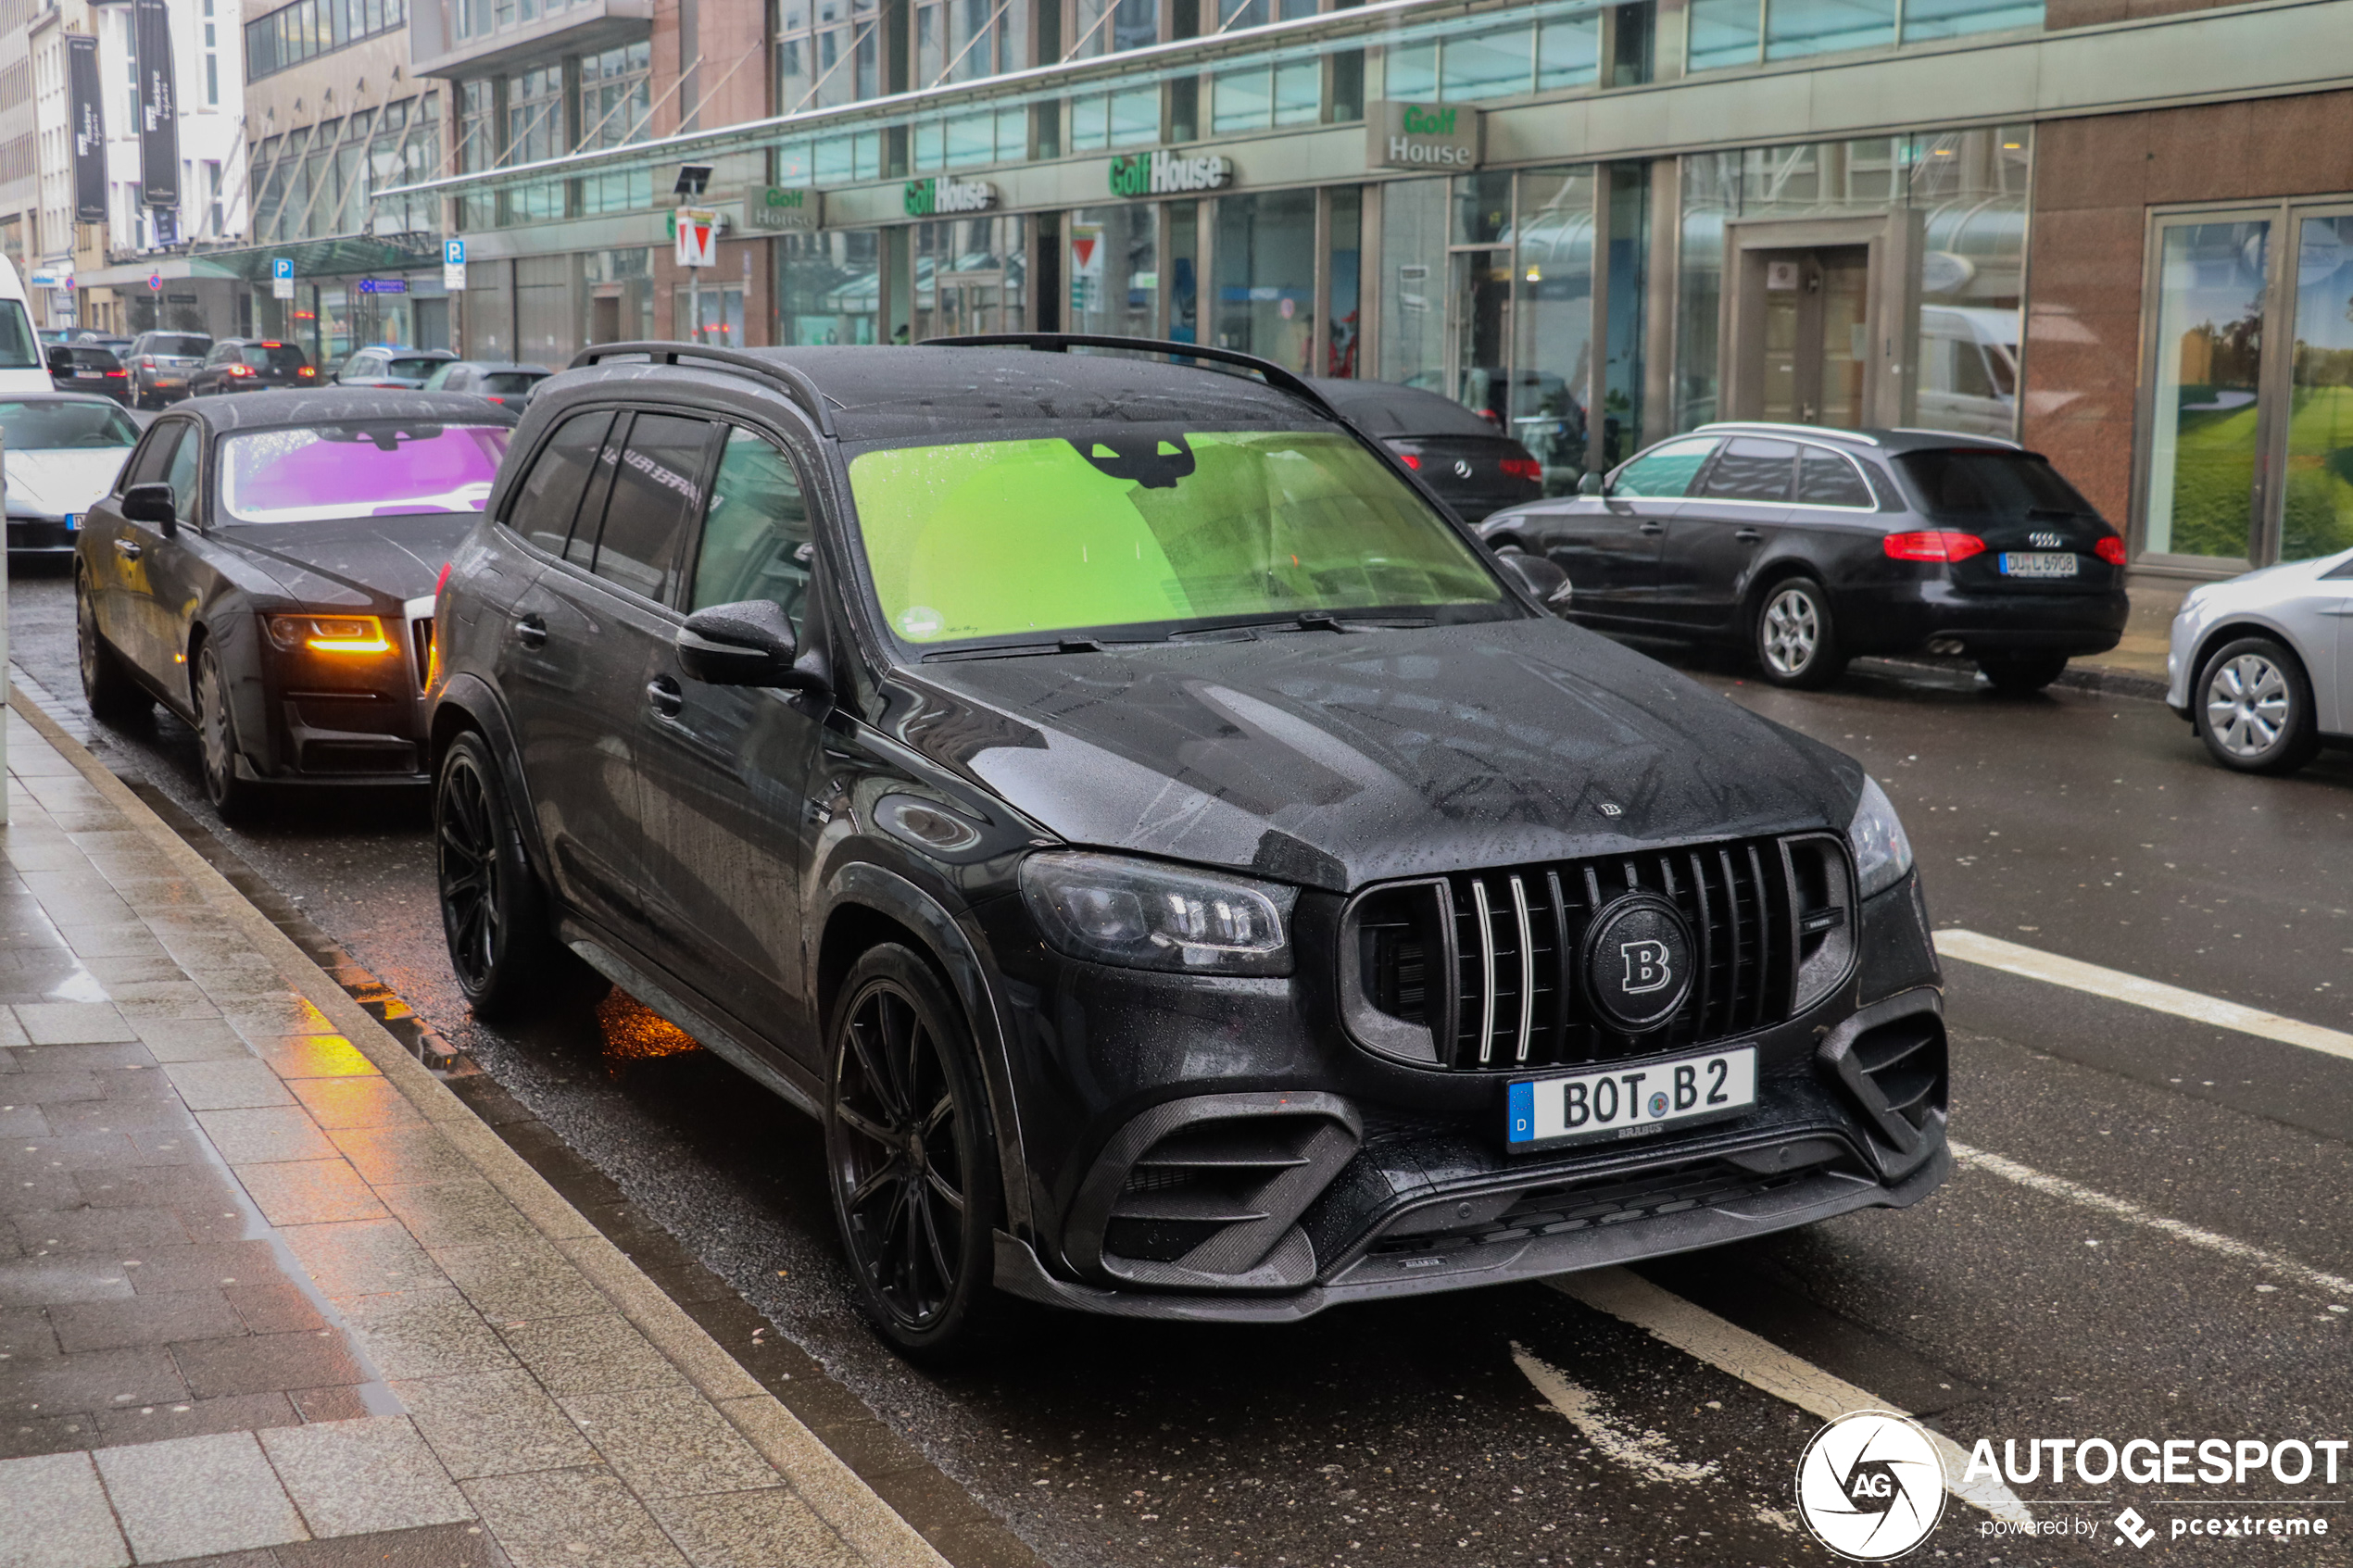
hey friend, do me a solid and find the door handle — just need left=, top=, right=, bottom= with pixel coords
left=647, top=676, right=684, bottom=718
left=513, top=616, right=547, bottom=648
left=113, top=538, right=142, bottom=559
left=1735, top=528, right=1764, bottom=544
left=1638, top=521, right=1665, bottom=535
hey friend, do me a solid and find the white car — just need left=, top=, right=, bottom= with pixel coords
left=2166, top=547, right=2353, bottom=773
left=2, top=394, right=144, bottom=560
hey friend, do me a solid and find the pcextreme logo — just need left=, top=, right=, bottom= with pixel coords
left=1795, top=1411, right=1947, bottom=1561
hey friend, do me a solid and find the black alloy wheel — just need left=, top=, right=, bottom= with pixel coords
left=1753, top=577, right=1846, bottom=690
left=194, top=642, right=258, bottom=819
left=825, top=945, right=1001, bottom=1359
left=1977, top=653, right=2070, bottom=696
left=434, top=731, right=588, bottom=1019
left=2194, top=635, right=2320, bottom=775
left=76, top=571, right=150, bottom=720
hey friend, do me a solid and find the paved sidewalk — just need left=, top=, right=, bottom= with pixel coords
left=1, top=697, right=950, bottom=1568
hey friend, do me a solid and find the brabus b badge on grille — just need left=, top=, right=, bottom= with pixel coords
left=1582, top=894, right=1696, bottom=1031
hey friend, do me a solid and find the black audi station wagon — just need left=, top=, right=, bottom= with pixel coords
left=427, top=339, right=1950, bottom=1356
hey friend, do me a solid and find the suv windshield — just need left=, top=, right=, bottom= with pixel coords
left=0, top=399, right=141, bottom=448
left=849, top=428, right=1504, bottom=646
left=220, top=422, right=510, bottom=522
left=1896, top=449, right=2097, bottom=521
left=242, top=344, right=310, bottom=370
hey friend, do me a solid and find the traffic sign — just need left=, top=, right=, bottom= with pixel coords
left=444, top=238, right=465, bottom=267
left=443, top=237, right=467, bottom=293
left=146, top=272, right=161, bottom=292
left=675, top=207, right=719, bottom=269
left=271, top=257, right=294, bottom=300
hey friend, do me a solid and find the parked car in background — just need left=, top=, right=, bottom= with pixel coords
left=1309, top=377, right=1543, bottom=521
left=1475, top=422, right=2130, bottom=692
left=421, top=359, right=553, bottom=409
left=46, top=345, right=132, bottom=405
left=2166, top=546, right=2353, bottom=774
left=72, top=390, right=518, bottom=816
left=426, top=337, right=1946, bottom=1359
left=2, top=394, right=143, bottom=559
left=2, top=257, right=60, bottom=395
left=187, top=339, right=317, bottom=395
left=126, top=332, right=215, bottom=408
left=72, top=332, right=133, bottom=353
left=335, top=346, right=458, bottom=389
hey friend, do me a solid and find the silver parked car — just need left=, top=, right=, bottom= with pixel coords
left=2166, top=546, right=2353, bottom=772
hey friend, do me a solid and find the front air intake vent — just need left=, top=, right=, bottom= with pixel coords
left=1340, top=834, right=1854, bottom=1072
left=1066, top=1093, right=1360, bottom=1292
left=1820, top=997, right=1948, bottom=1176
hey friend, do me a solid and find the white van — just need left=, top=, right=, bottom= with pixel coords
left=0, top=255, right=51, bottom=395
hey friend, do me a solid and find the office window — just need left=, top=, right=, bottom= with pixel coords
left=776, top=0, right=880, bottom=114
left=207, top=54, right=218, bottom=104
left=915, top=0, right=1026, bottom=86
left=578, top=42, right=651, bottom=215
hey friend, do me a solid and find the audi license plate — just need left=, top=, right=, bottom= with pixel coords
left=1998, top=551, right=2079, bottom=579
left=1507, top=1046, right=1756, bottom=1151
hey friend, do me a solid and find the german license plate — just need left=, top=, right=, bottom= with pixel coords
left=1507, top=1046, right=1757, bottom=1150
left=1999, top=551, right=2078, bottom=579
left=73, top=370, right=102, bottom=379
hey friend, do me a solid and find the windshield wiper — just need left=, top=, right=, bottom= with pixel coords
left=1168, top=611, right=1435, bottom=642
left=923, top=636, right=1116, bottom=662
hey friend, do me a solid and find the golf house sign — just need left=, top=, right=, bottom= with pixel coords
left=904, top=176, right=997, bottom=217
left=1109, top=148, right=1232, bottom=197
left=1369, top=101, right=1483, bottom=169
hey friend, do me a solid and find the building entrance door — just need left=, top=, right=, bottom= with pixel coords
left=1755, top=246, right=1869, bottom=428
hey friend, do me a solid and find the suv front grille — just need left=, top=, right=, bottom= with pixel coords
left=1341, top=835, right=1854, bottom=1072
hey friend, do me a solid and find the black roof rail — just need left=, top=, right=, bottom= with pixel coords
left=568, top=340, right=837, bottom=438
left=917, top=332, right=1342, bottom=423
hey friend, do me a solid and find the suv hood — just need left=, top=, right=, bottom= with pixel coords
left=887, top=618, right=1865, bottom=892
left=224, top=514, right=477, bottom=607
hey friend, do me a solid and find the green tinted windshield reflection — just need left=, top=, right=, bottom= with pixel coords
left=849, top=431, right=1502, bottom=644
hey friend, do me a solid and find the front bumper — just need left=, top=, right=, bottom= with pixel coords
left=1835, top=581, right=2129, bottom=659
left=983, top=872, right=1949, bottom=1321
left=6, top=517, right=79, bottom=558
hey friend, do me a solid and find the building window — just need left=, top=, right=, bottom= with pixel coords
left=205, top=160, right=223, bottom=234
left=777, top=0, right=880, bottom=114
left=1688, top=0, right=2038, bottom=70
left=244, top=0, right=409, bottom=82
left=914, top=0, right=1026, bottom=87
left=577, top=43, right=651, bottom=215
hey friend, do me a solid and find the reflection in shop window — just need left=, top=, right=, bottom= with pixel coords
left=1067, top=207, right=1154, bottom=339
left=2284, top=215, right=2353, bottom=561
left=780, top=230, right=882, bottom=346
left=2144, top=220, right=2267, bottom=562
left=913, top=216, right=1029, bottom=339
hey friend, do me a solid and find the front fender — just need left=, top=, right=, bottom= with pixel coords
left=430, top=672, right=553, bottom=884
left=817, top=859, right=1034, bottom=1238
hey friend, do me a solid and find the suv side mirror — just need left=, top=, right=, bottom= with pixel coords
left=676, top=599, right=830, bottom=696
left=122, top=482, right=179, bottom=536
left=1499, top=550, right=1572, bottom=611
left=1577, top=470, right=1606, bottom=497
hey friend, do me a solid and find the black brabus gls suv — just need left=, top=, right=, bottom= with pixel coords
left=427, top=337, right=1950, bottom=1356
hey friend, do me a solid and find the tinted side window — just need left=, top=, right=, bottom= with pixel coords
left=509, top=410, right=614, bottom=557
left=1795, top=447, right=1873, bottom=508
left=591, top=412, right=712, bottom=603
left=119, top=422, right=184, bottom=494
left=163, top=426, right=201, bottom=519
left=1611, top=437, right=1718, bottom=498
left=690, top=428, right=812, bottom=633
left=1698, top=437, right=1796, bottom=502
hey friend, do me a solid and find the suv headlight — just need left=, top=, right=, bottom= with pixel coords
left=1847, top=776, right=1914, bottom=900
left=1018, top=851, right=1296, bottom=976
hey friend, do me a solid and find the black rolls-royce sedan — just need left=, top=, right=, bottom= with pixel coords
left=73, top=389, right=518, bottom=817
left=1473, top=423, right=2130, bottom=693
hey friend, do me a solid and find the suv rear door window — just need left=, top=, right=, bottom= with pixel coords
left=590, top=412, right=712, bottom=603
left=1697, top=438, right=1797, bottom=501
left=509, top=410, right=613, bottom=557
left=690, top=427, right=812, bottom=632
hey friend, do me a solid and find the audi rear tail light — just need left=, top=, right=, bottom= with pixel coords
left=2095, top=536, right=2126, bottom=566
left=1882, top=531, right=1986, bottom=562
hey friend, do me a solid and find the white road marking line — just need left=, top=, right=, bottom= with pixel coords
left=1545, top=1269, right=2032, bottom=1524
left=1511, top=1343, right=1718, bottom=1485
left=1933, top=928, right=2353, bottom=1064
left=1949, top=1141, right=2353, bottom=1300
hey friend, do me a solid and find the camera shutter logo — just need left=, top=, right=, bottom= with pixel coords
left=1795, top=1410, right=1945, bottom=1561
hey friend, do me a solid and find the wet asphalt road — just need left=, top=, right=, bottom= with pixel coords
left=8, top=559, right=2353, bottom=1567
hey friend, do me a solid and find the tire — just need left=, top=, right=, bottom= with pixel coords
left=2194, top=635, right=2320, bottom=775
left=1753, top=578, right=1846, bottom=689
left=825, top=944, right=1004, bottom=1361
left=193, top=641, right=260, bottom=820
left=434, top=731, right=592, bottom=1020
left=76, top=571, right=151, bottom=720
left=1977, top=653, right=2070, bottom=695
